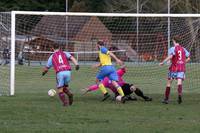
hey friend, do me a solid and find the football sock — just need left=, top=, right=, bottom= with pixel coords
left=58, top=92, right=67, bottom=104
left=178, top=85, right=182, bottom=96
left=63, top=87, right=69, bottom=94
left=135, top=88, right=145, bottom=99
left=63, top=87, right=73, bottom=96
left=165, top=86, right=170, bottom=100
left=116, top=86, right=125, bottom=96
left=99, top=83, right=108, bottom=94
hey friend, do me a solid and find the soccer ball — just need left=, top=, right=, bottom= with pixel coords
left=115, top=95, right=122, bottom=102
left=48, top=89, right=56, bottom=97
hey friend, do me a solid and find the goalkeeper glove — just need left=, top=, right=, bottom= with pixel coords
left=42, top=67, right=48, bottom=76
left=75, top=65, right=79, bottom=70
left=42, top=71, right=47, bottom=76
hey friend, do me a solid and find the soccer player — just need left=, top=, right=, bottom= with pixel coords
left=42, top=45, right=79, bottom=106
left=93, top=40, right=126, bottom=103
left=83, top=66, right=152, bottom=101
left=159, top=35, right=190, bottom=104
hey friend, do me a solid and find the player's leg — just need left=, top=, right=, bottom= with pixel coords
left=162, top=79, right=173, bottom=104
left=58, top=87, right=68, bottom=106
left=57, top=72, right=68, bottom=106
left=108, top=68, right=125, bottom=97
left=129, top=84, right=152, bottom=101
left=177, top=72, right=185, bottom=104
left=63, top=71, right=74, bottom=105
left=96, top=68, right=110, bottom=101
left=162, top=72, right=174, bottom=104
left=63, top=85, right=73, bottom=105
left=110, top=72, right=126, bottom=103
left=112, top=81, right=126, bottom=103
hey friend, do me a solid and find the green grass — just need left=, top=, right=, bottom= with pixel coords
left=0, top=64, right=200, bottom=133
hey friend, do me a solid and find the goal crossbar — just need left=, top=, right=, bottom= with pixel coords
left=12, top=11, right=200, bottom=17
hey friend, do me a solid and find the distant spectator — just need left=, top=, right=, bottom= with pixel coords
left=18, top=51, right=24, bottom=65
left=0, top=47, right=9, bottom=65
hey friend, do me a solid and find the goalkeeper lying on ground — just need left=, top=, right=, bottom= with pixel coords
left=83, top=65, right=152, bottom=101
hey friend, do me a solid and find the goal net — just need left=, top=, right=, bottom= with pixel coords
left=0, top=11, right=200, bottom=96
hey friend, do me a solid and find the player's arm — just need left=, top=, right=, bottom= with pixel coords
left=159, top=55, right=173, bottom=66
left=92, top=62, right=101, bottom=68
left=42, top=55, right=52, bottom=76
left=159, top=47, right=174, bottom=66
left=109, top=51, right=124, bottom=66
left=65, top=52, right=79, bottom=70
left=86, top=84, right=99, bottom=92
left=186, top=57, right=190, bottom=63
left=184, top=48, right=191, bottom=63
left=70, top=56, right=79, bottom=70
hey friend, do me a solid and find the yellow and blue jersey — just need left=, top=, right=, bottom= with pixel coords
left=99, top=46, right=112, bottom=66
left=97, top=46, right=118, bottom=81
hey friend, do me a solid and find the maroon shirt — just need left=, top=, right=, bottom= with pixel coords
left=169, top=45, right=189, bottom=72
left=52, top=50, right=71, bottom=73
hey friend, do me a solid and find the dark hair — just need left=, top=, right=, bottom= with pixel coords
left=173, top=35, right=181, bottom=44
left=97, top=40, right=105, bottom=46
left=53, top=44, right=60, bottom=49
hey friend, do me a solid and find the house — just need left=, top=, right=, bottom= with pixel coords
left=28, top=16, right=112, bottom=61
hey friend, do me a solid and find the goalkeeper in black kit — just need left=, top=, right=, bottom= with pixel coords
left=120, top=83, right=152, bottom=101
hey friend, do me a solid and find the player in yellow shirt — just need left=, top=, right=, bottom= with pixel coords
left=92, top=40, right=126, bottom=103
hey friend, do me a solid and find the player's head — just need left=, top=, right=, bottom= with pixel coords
left=172, top=35, right=181, bottom=46
left=129, top=84, right=136, bottom=92
left=52, top=44, right=61, bottom=51
left=96, top=40, right=105, bottom=49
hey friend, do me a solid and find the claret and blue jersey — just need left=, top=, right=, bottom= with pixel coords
left=46, top=50, right=72, bottom=88
left=168, top=45, right=190, bottom=79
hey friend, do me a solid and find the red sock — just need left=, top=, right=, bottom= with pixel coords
left=63, top=87, right=69, bottom=94
left=178, top=85, right=182, bottom=96
left=165, top=87, right=170, bottom=100
left=63, top=87, right=73, bottom=96
left=58, top=92, right=67, bottom=104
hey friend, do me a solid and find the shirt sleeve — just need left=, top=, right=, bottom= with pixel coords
left=168, top=47, right=175, bottom=55
left=117, top=68, right=126, bottom=77
left=88, top=84, right=99, bottom=91
left=46, top=55, right=53, bottom=68
left=64, top=52, right=72, bottom=59
left=184, top=48, right=190, bottom=57
left=100, top=47, right=109, bottom=54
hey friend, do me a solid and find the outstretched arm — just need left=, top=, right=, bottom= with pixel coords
left=70, top=56, right=79, bottom=70
left=92, top=62, right=101, bottom=69
left=42, top=67, right=49, bottom=76
left=42, top=55, right=52, bottom=76
left=159, top=55, right=173, bottom=66
left=109, top=52, right=123, bottom=66
left=186, top=57, right=190, bottom=63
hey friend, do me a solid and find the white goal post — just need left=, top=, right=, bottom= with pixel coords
left=5, top=11, right=200, bottom=95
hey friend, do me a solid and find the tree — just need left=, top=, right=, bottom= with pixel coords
left=0, top=0, right=65, bottom=12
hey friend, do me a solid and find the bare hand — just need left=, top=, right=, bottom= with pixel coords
left=117, top=59, right=124, bottom=66
left=92, top=64, right=99, bottom=69
left=81, top=88, right=90, bottom=95
left=159, top=62, right=164, bottom=66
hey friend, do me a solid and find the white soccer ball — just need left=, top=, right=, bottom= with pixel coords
left=115, top=95, right=122, bottom=102
left=48, top=89, right=56, bottom=97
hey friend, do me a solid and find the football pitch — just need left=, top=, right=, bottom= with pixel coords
left=0, top=64, right=200, bottom=133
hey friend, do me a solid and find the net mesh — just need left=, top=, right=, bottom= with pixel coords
left=1, top=12, right=200, bottom=95
left=0, top=12, right=10, bottom=95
